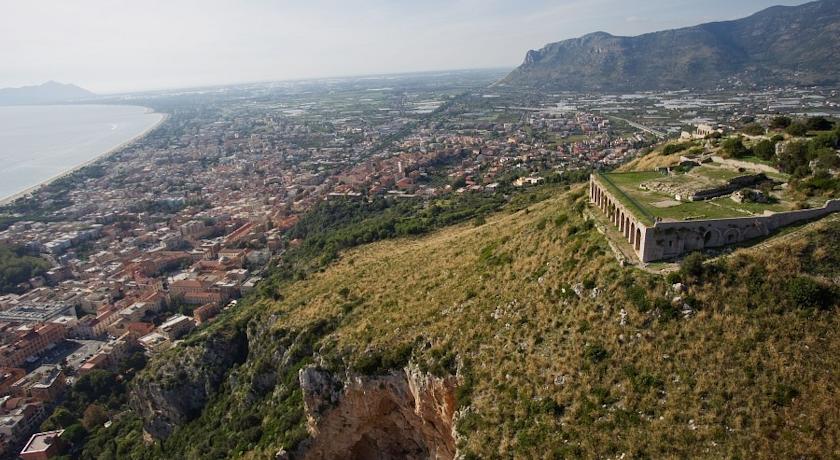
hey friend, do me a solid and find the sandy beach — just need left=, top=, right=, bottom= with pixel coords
left=0, top=108, right=168, bottom=206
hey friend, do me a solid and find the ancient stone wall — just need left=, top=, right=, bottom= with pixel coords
left=589, top=176, right=651, bottom=262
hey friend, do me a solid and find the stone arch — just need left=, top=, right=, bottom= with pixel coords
left=625, top=217, right=631, bottom=239
left=619, top=212, right=625, bottom=233
left=741, top=222, right=765, bottom=240
left=635, top=228, right=642, bottom=251
left=629, top=223, right=636, bottom=245
left=702, top=228, right=721, bottom=247
left=723, top=228, right=740, bottom=243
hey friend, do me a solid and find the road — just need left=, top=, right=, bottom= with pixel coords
left=609, top=116, right=667, bottom=139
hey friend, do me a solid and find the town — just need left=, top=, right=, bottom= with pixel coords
left=0, top=70, right=838, bottom=457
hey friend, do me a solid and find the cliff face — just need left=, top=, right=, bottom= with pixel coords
left=502, top=0, right=840, bottom=90
left=129, top=328, right=248, bottom=439
left=298, top=366, right=458, bottom=460
left=128, top=305, right=460, bottom=458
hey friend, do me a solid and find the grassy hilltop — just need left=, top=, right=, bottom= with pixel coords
left=78, top=181, right=840, bottom=459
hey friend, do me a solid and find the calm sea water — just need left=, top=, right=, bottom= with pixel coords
left=0, top=104, right=164, bottom=201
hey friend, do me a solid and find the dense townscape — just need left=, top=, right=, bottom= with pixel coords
left=0, top=67, right=838, bottom=458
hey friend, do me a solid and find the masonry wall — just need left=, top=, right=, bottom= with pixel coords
left=589, top=175, right=840, bottom=263
left=643, top=200, right=840, bottom=261
left=588, top=176, right=651, bottom=262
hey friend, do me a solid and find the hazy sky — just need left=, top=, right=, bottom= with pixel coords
left=1, top=0, right=811, bottom=93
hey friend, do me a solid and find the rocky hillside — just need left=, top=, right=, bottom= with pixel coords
left=78, top=182, right=840, bottom=459
left=502, top=0, right=840, bottom=91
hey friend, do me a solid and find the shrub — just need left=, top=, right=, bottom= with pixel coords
left=680, top=252, right=705, bottom=279
left=654, top=297, right=679, bottom=321
left=741, top=123, right=766, bottom=136
left=721, top=137, right=750, bottom=158
left=626, top=285, right=650, bottom=312
left=662, top=142, right=693, bottom=156
left=770, top=383, right=800, bottom=407
left=785, top=276, right=835, bottom=310
left=752, top=140, right=775, bottom=161
left=805, top=116, right=833, bottom=131
left=584, top=344, right=609, bottom=363
left=769, top=116, right=792, bottom=130
left=785, top=123, right=808, bottom=137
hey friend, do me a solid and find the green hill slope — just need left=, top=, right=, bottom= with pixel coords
left=81, top=185, right=839, bottom=459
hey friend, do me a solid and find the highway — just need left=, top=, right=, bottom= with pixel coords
left=609, top=116, right=667, bottom=139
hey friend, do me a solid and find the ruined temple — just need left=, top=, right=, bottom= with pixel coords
left=589, top=174, right=840, bottom=262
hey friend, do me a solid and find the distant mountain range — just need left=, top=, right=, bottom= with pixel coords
left=0, top=81, right=96, bottom=105
left=502, top=0, right=840, bottom=91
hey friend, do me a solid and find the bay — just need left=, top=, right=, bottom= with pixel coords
left=0, top=104, right=164, bottom=202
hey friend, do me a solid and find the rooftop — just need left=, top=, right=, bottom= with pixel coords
left=21, top=429, right=64, bottom=454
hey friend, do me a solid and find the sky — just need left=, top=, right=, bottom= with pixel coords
left=0, top=0, right=812, bottom=94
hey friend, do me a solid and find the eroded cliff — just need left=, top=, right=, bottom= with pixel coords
left=299, top=366, right=458, bottom=460
left=129, top=328, right=248, bottom=439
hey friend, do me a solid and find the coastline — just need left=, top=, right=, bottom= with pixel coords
left=0, top=107, right=169, bottom=207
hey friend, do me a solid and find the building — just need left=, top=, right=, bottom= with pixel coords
left=0, top=398, right=46, bottom=457
left=0, top=324, right=68, bottom=369
left=20, top=430, right=65, bottom=460
left=193, top=303, right=220, bottom=325
left=158, top=315, right=195, bottom=341
left=0, top=369, right=25, bottom=397
left=137, top=332, right=169, bottom=353
left=10, top=365, right=65, bottom=402
left=0, top=303, right=73, bottom=325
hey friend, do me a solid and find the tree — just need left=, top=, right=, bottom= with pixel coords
left=82, top=404, right=109, bottom=430
left=785, top=123, right=808, bottom=137
left=0, top=244, right=51, bottom=294
left=815, top=148, right=840, bottom=170
left=451, top=176, right=467, bottom=189
left=805, top=116, right=833, bottom=132
left=769, top=116, right=792, bottom=130
left=62, top=423, right=88, bottom=445
left=752, top=140, right=775, bottom=161
left=741, top=123, right=765, bottom=136
left=721, top=137, right=750, bottom=158
left=42, top=407, right=76, bottom=430
left=72, top=370, right=122, bottom=407
left=776, top=141, right=810, bottom=174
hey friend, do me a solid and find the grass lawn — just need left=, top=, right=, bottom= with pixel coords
left=599, top=171, right=793, bottom=222
left=692, top=165, right=744, bottom=181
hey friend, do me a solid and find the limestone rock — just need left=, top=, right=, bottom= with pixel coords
left=299, top=366, right=458, bottom=460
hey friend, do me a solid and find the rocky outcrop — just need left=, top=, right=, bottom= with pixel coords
left=298, top=366, right=458, bottom=460
left=129, top=329, right=247, bottom=439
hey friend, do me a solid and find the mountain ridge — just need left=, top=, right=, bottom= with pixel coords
left=502, top=0, right=840, bottom=91
left=0, top=80, right=96, bottom=105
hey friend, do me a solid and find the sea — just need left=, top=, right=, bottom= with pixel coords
left=0, top=104, right=164, bottom=202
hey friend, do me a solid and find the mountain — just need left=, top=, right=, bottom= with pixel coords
left=74, top=185, right=840, bottom=459
left=0, top=81, right=96, bottom=105
left=502, top=0, right=840, bottom=91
